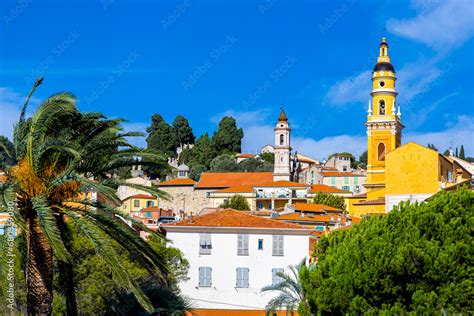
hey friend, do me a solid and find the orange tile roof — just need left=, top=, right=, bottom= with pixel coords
left=293, top=202, right=342, bottom=213
left=123, top=194, right=156, bottom=200
left=159, top=178, right=196, bottom=186
left=277, top=213, right=344, bottom=223
left=322, top=171, right=363, bottom=177
left=0, top=174, right=7, bottom=182
left=163, top=209, right=310, bottom=230
left=255, top=180, right=309, bottom=188
left=309, top=184, right=350, bottom=194
left=236, top=153, right=256, bottom=158
left=353, top=197, right=385, bottom=205
left=195, top=172, right=273, bottom=189
left=213, top=185, right=254, bottom=193
left=296, top=153, right=318, bottom=164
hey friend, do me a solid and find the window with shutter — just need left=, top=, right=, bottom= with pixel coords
left=199, top=233, right=212, bottom=255
left=199, top=267, right=212, bottom=287
left=272, top=235, right=284, bottom=256
left=237, top=234, right=249, bottom=256
left=272, top=268, right=284, bottom=285
left=236, top=267, right=249, bottom=288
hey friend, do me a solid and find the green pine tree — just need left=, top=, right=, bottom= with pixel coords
left=459, top=145, right=465, bottom=159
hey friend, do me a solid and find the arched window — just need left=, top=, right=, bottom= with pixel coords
left=280, top=156, right=283, bottom=163
left=378, top=143, right=386, bottom=161
left=280, top=134, right=284, bottom=145
left=379, top=100, right=386, bottom=115
left=381, top=48, right=385, bottom=56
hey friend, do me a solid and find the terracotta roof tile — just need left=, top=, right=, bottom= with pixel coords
left=123, top=194, right=156, bottom=200
left=236, top=153, right=256, bottom=158
left=309, top=184, right=350, bottom=194
left=277, top=213, right=345, bottom=223
left=159, top=178, right=196, bottom=186
left=0, top=175, right=7, bottom=183
left=195, top=172, right=273, bottom=189
left=293, top=203, right=343, bottom=213
left=163, top=209, right=311, bottom=230
left=213, top=185, right=254, bottom=193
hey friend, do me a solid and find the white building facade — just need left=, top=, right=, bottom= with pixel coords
left=163, top=210, right=312, bottom=313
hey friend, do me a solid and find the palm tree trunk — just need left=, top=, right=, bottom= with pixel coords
left=26, top=215, right=53, bottom=315
left=57, top=215, right=78, bottom=316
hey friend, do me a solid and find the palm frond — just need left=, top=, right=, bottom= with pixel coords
left=67, top=212, right=154, bottom=313
left=31, top=195, right=71, bottom=262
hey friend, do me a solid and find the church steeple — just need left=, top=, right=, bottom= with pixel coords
left=365, top=37, right=404, bottom=200
left=273, top=110, right=291, bottom=182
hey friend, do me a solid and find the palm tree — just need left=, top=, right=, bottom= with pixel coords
left=261, top=258, right=309, bottom=316
left=0, top=79, right=181, bottom=315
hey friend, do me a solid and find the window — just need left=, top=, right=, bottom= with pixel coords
left=179, top=171, right=186, bottom=177
left=237, top=234, right=249, bottom=256
left=354, top=177, right=358, bottom=185
left=267, top=203, right=272, bottom=209
left=236, top=268, right=249, bottom=288
left=311, top=170, right=314, bottom=179
left=258, top=239, right=263, bottom=250
left=378, top=143, right=386, bottom=161
left=199, top=233, right=212, bottom=255
left=257, top=203, right=263, bottom=209
left=344, top=177, right=349, bottom=184
left=448, top=171, right=453, bottom=182
left=272, top=268, right=284, bottom=285
left=145, top=211, right=152, bottom=218
left=342, top=166, right=347, bottom=172
left=133, top=200, right=139, bottom=208
left=146, top=201, right=154, bottom=208
left=379, top=100, right=386, bottom=115
left=122, top=203, right=127, bottom=210
left=330, top=177, right=336, bottom=185
left=272, top=235, right=284, bottom=256
left=199, top=267, right=212, bottom=287
left=342, top=185, right=350, bottom=191
left=0, top=225, right=4, bottom=235
left=280, top=134, right=284, bottom=145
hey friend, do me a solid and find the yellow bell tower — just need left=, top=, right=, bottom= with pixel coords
left=365, top=37, right=404, bottom=201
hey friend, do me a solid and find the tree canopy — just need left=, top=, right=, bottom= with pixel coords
left=312, top=192, right=346, bottom=211
left=210, top=154, right=239, bottom=172
left=219, top=195, right=251, bottom=211
left=146, top=114, right=179, bottom=157
left=211, top=116, right=244, bottom=154
left=0, top=136, right=15, bottom=169
left=173, top=115, right=195, bottom=147
left=301, top=188, right=474, bottom=314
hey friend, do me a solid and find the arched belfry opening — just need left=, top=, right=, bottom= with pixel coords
left=378, top=143, right=386, bottom=161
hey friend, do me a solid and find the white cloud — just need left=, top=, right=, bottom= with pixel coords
left=324, top=70, right=371, bottom=107
left=211, top=108, right=271, bottom=127
left=0, top=87, right=40, bottom=141
left=387, top=0, right=474, bottom=52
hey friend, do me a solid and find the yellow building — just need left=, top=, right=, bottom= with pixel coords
left=348, top=38, right=473, bottom=217
left=121, top=194, right=158, bottom=215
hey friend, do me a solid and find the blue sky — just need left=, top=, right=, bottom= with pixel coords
left=1, top=0, right=473, bottom=159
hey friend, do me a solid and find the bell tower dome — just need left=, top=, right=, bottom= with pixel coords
left=273, top=110, right=291, bottom=182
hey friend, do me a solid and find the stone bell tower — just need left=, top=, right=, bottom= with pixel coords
left=273, top=110, right=292, bottom=182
